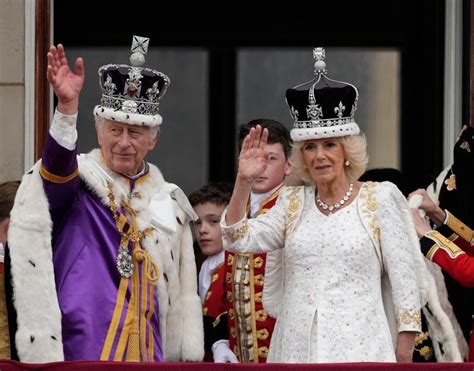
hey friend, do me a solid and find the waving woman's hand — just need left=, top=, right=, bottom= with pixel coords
left=237, top=125, right=269, bottom=183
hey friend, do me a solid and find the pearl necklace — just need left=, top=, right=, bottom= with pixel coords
left=316, top=182, right=354, bottom=212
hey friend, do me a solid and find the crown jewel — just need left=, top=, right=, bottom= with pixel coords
left=94, top=35, right=170, bottom=127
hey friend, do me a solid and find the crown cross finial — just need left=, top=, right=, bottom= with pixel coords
left=131, top=36, right=149, bottom=54
left=313, top=47, right=327, bottom=75
left=130, top=35, right=149, bottom=67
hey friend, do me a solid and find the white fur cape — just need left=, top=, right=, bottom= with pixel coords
left=8, top=149, right=204, bottom=363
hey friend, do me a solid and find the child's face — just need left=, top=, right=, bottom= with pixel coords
left=252, top=142, right=291, bottom=194
left=193, top=202, right=226, bottom=256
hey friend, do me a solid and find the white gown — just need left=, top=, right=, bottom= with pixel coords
left=221, top=182, right=423, bottom=363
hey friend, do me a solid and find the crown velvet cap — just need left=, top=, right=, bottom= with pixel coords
left=93, top=35, right=170, bottom=127
left=286, top=48, right=360, bottom=142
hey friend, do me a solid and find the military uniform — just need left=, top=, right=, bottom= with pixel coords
left=420, top=211, right=474, bottom=361
left=200, top=259, right=226, bottom=361
left=222, top=188, right=280, bottom=363
left=432, top=126, right=474, bottom=358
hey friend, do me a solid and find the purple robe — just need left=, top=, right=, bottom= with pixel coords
left=41, top=134, right=163, bottom=361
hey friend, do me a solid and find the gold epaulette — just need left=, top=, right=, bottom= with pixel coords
left=424, top=230, right=463, bottom=260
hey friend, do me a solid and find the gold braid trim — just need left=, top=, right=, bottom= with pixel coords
left=425, top=230, right=463, bottom=259
left=40, top=164, right=79, bottom=184
left=445, top=211, right=474, bottom=245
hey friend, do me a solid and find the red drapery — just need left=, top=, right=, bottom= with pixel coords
left=0, top=361, right=473, bottom=371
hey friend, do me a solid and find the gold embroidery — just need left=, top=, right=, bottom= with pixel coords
left=253, top=256, right=263, bottom=269
left=227, top=254, right=234, bottom=265
left=254, top=292, right=262, bottom=303
left=211, top=272, right=219, bottom=282
left=414, top=331, right=429, bottom=346
left=285, top=187, right=301, bottom=239
left=256, top=328, right=269, bottom=340
left=206, top=291, right=212, bottom=300
left=255, top=309, right=268, bottom=321
left=226, top=291, right=233, bottom=303
left=419, top=346, right=432, bottom=358
left=254, top=274, right=264, bottom=286
left=228, top=308, right=235, bottom=319
left=0, top=271, right=11, bottom=359
left=445, top=211, right=474, bottom=244
left=230, top=327, right=237, bottom=338
left=225, top=272, right=233, bottom=284
left=396, top=309, right=421, bottom=328
left=444, top=174, right=456, bottom=191
left=258, top=346, right=269, bottom=357
left=360, top=182, right=383, bottom=273
left=225, top=220, right=249, bottom=243
left=460, top=140, right=471, bottom=152
left=213, top=312, right=227, bottom=327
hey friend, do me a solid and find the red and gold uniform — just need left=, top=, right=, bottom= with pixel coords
left=222, top=188, right=280, bottom=363
left=201, top=262, right=227, bottom=361
left=420, top=211, right=474, bottom=360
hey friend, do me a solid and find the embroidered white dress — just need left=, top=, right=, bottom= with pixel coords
left=221, top=182, right=423, bottom=363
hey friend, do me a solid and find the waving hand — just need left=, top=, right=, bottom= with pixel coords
left=47, top=44, right=84, bottom=114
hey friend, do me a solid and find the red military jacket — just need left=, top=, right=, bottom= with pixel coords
left=420, top=211, right=474, bottom=361
left=222, top=188, right=280, bottom=363
left=202, top=261, right=227, bottom=361
left=420, top=211, right=474, bottom=287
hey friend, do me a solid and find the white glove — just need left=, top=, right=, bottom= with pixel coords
left=212, top=340, right=239, bottom=363
left=408, top=194, right=426, bottom=218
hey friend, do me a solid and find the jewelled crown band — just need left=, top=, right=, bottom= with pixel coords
left=94, top=35, right=170, bottom=127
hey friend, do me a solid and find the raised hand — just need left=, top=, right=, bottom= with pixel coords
left=47, top=44, right=84, bottom=114
left=237, top=125, right=269, bottom=183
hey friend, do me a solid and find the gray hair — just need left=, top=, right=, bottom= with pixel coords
left=285, top=134, right=369, bottom=186
left=94, top=116, right=159, bottom=139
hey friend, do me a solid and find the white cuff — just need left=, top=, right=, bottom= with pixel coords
left=49, top=108, right=78, bottom=150
left=442, top=209, right=450, bottom=225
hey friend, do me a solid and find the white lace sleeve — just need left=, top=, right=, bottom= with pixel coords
left=377, top=181, right=423, bottom=332
left=220, top=188, right=290, bottom=254
left=49, top=108, right=78, bottom=150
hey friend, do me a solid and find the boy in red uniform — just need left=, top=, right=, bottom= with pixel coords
left=189, top=181, right=234, bottom=362
left=212, top=119, right=292, bottom=363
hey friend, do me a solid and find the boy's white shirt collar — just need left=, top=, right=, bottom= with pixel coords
left=250, top=183, right=283, bottom=218
left=198, top=249, right=225, bottom=304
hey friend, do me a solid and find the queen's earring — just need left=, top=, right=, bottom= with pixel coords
left=344, top=160, right=350, bottom=166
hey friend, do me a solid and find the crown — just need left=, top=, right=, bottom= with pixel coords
left=285, top=47, right=360, bottom=142
left=93, top=35, right=170, bottom=127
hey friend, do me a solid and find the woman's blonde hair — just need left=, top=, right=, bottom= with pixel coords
left=285, top=134, right=369, bottom=186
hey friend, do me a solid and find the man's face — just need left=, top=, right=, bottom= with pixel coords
left=97, top=120, right=158, bottom=176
